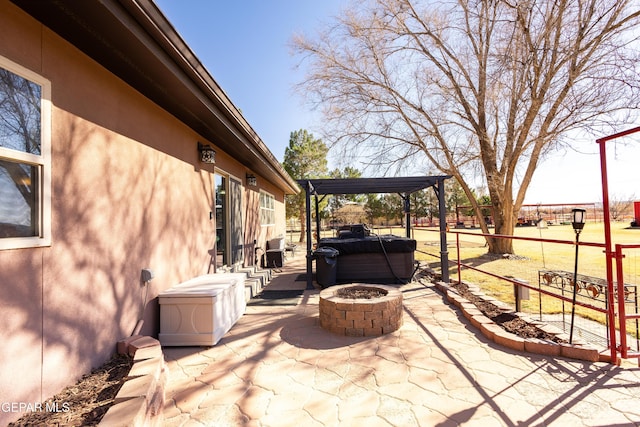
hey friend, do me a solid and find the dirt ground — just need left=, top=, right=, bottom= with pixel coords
left=8, top=353, right=133, bottom=427
left=451, top=281, right=566, bottom=343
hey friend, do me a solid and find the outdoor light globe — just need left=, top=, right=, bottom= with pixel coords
left=571, top=208, right=586, bottom=233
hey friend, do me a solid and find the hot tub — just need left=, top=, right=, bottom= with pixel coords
left=318, top=234, right=416, bottom=283
left=318, top=235, right=416, bottom=283
left=158, top=273, right=246, bottom=346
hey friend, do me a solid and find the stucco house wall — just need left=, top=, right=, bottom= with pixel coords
left=0, top=1, right=295, bottom=424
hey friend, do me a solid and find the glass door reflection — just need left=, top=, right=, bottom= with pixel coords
left=215, top=174, right=227, bottom=268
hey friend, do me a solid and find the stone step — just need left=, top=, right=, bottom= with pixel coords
left=231, top=265, right=272, bottom=301
left=243, top=277, right=262, bottom=302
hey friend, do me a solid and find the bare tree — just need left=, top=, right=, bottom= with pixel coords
left=293, top=0, right=640, bottom=253
left=0, top=68, right=41, bottom=219
left=609, top=193, right=636, bottom=221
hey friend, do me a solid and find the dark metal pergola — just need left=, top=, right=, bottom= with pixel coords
left=297, top=176, right=452, bottom=288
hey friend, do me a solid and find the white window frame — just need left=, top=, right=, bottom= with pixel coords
left=259, top=190, right=275, bottom=226
left=0, top=56, right=51, bottom=250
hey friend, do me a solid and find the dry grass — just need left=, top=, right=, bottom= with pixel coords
left=411, top=222, right=640, bottom=331
left=313, top=223, right=640, bottom=336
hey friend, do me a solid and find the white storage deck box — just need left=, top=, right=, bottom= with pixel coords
left=158, top=273, right=246, bottom=346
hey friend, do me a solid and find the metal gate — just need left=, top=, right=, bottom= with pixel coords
left=613, top=244, right=640, bottom=362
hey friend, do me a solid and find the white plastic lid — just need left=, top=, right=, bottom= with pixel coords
left=159, top=274, right=241, bottom=297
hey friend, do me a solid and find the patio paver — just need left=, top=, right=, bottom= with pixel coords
left=162, top=256, right=640, bottom=426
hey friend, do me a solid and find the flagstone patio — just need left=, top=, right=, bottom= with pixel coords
left=161, top=255, right=640, bottom=426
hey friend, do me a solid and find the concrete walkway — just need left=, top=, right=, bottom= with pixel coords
left=162, top=256, right=640, bottom=427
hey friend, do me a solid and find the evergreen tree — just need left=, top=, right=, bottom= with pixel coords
left=282, top=129, right=329, bottom=242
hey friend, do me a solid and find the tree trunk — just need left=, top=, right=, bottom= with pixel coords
left=487, top=197, right=515, bottom=254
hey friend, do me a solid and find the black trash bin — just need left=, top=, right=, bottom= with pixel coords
left=314, top=247, right=339, bottom=287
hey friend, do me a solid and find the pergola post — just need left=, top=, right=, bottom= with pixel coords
left=437, top=178, right=450, bottom=283
left=403, top=194, right=411, bottom=238
left=305, top=181, right=314, bottom=290
left=315, top=194, right=321, bottom=244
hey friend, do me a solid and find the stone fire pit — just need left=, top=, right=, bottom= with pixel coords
left=319, top=284, right=403, bottom=336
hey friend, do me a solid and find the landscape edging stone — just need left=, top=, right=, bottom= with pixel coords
left=433, top=281, right=602, bottom=363
left=99, top=336, right=167, bottom=426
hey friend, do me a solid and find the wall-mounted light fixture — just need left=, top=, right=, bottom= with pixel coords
left=198, top=142, right=216, bottom=164
left=246, top=173, right=257, bottom=186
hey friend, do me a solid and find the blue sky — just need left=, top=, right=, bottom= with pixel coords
left=154, top=1, right=638, bottom=205
left=154, top=0, right=343, bottom=162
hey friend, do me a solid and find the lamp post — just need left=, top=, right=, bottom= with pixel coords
left=569, top=208, right=586, bottom=344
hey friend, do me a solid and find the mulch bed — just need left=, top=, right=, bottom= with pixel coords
left=8, top=353, right=133, bottom=427
left=451, top=282, right=567, bottom=343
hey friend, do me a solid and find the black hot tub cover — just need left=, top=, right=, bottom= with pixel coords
left=318, top=235, right=416, bottom=255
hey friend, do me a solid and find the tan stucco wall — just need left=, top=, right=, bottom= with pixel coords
left=0, top=2, right=286, bottom=424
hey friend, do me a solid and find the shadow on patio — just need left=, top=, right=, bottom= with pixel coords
left=161, top=254, right=640, bottom=426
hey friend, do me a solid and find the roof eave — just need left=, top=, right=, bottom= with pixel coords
left=10, top=0, right=299, bottom=194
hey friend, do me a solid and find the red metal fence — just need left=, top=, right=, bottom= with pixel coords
left=615, top=243, right=640, bottom=360
left=419, top=228, right=640, bottom=365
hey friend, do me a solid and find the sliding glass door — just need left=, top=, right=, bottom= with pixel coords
left=215, top=173, right=244, bottom=269
left=215, top=174, right=227, bottom=268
